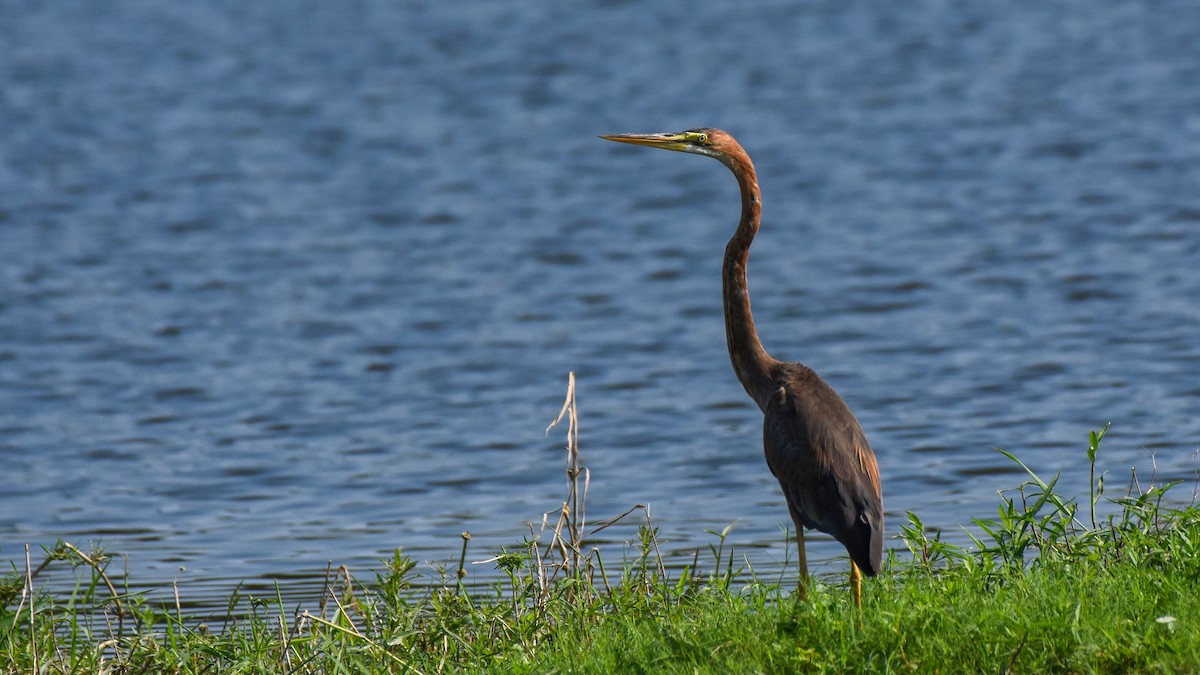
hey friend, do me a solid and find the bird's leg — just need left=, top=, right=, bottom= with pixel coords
left=850, top=560, right=862, bottom=609
left=796, top=526, right=809, bottom=601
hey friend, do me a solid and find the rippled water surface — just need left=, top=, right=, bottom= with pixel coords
left=3, top=1, right=1199, bottom=604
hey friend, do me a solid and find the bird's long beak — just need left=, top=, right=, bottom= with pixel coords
left=599, top=132, right=692, bottom=152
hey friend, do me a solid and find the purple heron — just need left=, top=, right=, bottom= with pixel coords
left=600, top=128, right=884, bottom=605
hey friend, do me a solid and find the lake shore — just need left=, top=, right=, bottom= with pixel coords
left=5, top=427, right=1197, bottom=673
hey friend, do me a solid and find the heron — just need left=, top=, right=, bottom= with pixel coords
left=600, top=128, right=884, bottom=606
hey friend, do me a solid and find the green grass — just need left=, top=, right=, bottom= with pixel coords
left=4, top=383, right=1200, bottom=672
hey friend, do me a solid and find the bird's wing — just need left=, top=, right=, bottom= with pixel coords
left=763, top=383, right=848, bottom=531
left=762, top=368, right=883, bottom=573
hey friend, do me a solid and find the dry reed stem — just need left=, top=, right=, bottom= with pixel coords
left=546, top=372, right=584, bottom=573
left=25, top=543, right=38, bottom=673
left=456, top=531, right=471, bottom=583
left=277, top=613, right=292, bottom=672
left=475, top=373, right=666, bottom=606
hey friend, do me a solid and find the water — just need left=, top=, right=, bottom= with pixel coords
left=3, top=0, right=1199, bottom=608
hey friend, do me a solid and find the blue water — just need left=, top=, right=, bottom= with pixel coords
left=3, top=0, right=1199, bottom=606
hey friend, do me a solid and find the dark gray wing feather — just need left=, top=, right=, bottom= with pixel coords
left=762, top=364, right=883, bottom=575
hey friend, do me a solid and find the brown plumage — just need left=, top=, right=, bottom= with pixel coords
left=601, top=128, right=884, bottom=597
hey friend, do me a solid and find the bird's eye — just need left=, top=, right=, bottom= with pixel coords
left=695, top=133, right=709, bottom=144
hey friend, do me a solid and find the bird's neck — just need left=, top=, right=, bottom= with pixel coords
left=722, top=165, right=776, bottom=412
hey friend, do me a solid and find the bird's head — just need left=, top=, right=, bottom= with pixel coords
left=600, top=128, right=748, bottom=173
